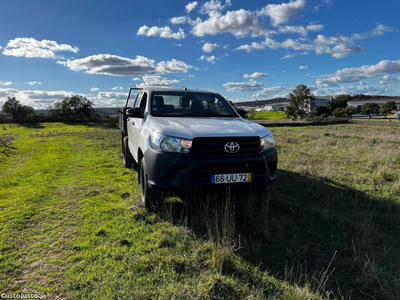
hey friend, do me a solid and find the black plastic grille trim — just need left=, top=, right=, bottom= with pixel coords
left=191, top=136, right=262, bottom=156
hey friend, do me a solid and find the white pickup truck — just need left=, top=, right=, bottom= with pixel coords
left=118, top=87, right=277, bottom=208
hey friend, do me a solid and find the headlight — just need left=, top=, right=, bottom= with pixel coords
left=260, top=134, right=275, bottom=150
left=151, top=132, right=192, bottom=153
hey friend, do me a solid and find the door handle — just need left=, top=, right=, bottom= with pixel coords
left=131, top=121, right=135, bottom=125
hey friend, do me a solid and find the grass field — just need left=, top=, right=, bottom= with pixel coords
left=248, top=111, right=287, bottom=120
left=1, top=122, right=399, bottom=299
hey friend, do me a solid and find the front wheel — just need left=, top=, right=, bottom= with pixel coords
left=140, top=158, right=160, bottom=210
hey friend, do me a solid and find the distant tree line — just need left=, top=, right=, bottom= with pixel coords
left=316, top=94, right=398, bottom=119
left=0, top=95, right=117, bottom=123
left=284, top=87, right=399, bottom=120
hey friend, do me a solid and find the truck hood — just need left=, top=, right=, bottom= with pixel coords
left=148, top=117, right=271, bottom=139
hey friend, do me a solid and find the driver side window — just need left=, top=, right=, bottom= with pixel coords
left=134, top=92, right=143, bottom=108
left=139, top=93, right=147, bottom=111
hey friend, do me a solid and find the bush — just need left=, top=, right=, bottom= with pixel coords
left=332, top=107, right=347, bottom=118
left=316, top=105, right=330, bottom=116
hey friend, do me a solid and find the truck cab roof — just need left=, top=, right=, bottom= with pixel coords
left=140, top=87, right=217, bottom=94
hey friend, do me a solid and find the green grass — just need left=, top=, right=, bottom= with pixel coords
left=248, top=111, right=287, bottom=120
left=1, top=121, right=399, bottom=299
left=0, top=123, right=317, bottom=299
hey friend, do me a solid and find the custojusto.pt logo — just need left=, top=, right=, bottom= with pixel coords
left=1, top=293, right=47, bottom=299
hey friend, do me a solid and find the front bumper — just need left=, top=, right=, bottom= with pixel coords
left=143, top=147, right=278, bottom=195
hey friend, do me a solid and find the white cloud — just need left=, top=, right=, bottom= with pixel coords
left=278, top=24, right=324, bottom=36
left=200, top=0, right=232, bottom=15
left=90, top=87, right=99, bottom=92
left=352, top=23, right=396, bottom=40
left=0, top=87, right=140, bottom=109
left=58, top=54, right=192, bottom=76
left=0, top=88, right=75, bottom=109
left=313, top=0, right=333, bottom=13
left=28, top=81, right=42, bottom=86
left=95, top=91, right=127, bottom=107
left=299, top=65, right=308, bottom=69
left=185, top=1, right=198, bottom=13
left=197, top=55, right=219, bottom=64
left=138, top=75, right=180, bottom=88
left=112, top=86, right=123, bottom=90
left=235, top=37, right=312, bottom=53
left=0, top=87, right=18, bottom=99
left=227, top=97, right=251, bottom=103
left=223, top=80, right=264, bottom=92
left=379, top=74, right=400, bottom=84
left=0, top=81, right=13, bottom=86
left=258, top=0, right=306, bottom=27
left=192, top=9, right=265, bottom=38
left=235, top=38, right=281, bottom=52
left=252, top=86, right=290, bottom=99
left=281, top=39, right=314, bottom=51
left=174, top=43, right=184, bottom=47
left=202, top=43, right=220, bottom=52
left=133, top=77, right=141, bottom=81
left=243, top=72, right=268, bottom=79
left=137, top=26, right=186, bottom=39
left=170, top=16, right=189, bottom=24
left=281, top=53, right=295, bottom=59
left=313, top=82, right=396, bottom=96
left=314, top=24, right=395, bottom=58
left=2, top=37, right=79, bottom=59
left=316, top=60, right=400, bottom=87
left=315, top=44, right=366, bottom=59
left=236, top=24, right=396, bottom=59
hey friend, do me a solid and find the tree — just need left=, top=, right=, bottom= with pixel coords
left=335, top=94, right=353, bottom=102
left=328, top=97, right=348, bottom=113
left=344, top=106, right=357, bottom=118
left=286, top=84, right=315, bottom=120
left=380, top=101, right=396, bottom=118
left=49, top=95, right=94, bottom=121
left=1, top=97, right=34, bottom=119
left=360, top=103, right=380, bottom=118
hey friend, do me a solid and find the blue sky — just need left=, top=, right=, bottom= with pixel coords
left=0, top=0, right=399, bottom=108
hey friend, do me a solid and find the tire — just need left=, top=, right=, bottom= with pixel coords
left=140, top=158, right=160, bottom=210
left=122, top=136, right=134, bottom=169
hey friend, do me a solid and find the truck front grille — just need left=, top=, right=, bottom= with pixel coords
left=191, top=136, right=262, bottom=156
left=194, top=162, right=266, bottom=178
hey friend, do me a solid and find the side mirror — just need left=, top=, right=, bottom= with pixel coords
left=237, top=109, right=248, bottom=118
left=127, top=107, right=143, bottom=118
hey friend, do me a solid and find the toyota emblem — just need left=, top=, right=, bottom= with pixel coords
left=224, top=142, right=240, bottom=153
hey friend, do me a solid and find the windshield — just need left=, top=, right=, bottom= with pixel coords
left=151, top=92, right=238, bottom=117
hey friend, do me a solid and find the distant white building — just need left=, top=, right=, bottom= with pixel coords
left=314, top=96, right=333, bottom=108
left=255, top=103, right=288, bottom=111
